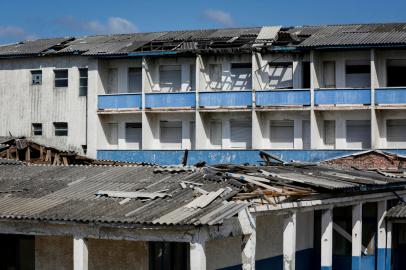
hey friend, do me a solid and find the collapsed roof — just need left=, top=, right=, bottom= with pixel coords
left=1, top=23, right=406, bottom=58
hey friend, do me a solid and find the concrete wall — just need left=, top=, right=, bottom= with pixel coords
left=35, top=236, right=73, bottom=270
left=0, top=56, right=89, bottom=154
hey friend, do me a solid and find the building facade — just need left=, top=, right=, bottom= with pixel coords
left=1, top=24, right=406, bottom=165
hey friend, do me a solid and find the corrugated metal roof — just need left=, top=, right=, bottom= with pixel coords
left=0, top=37, right=73, bottom=56
left=386, top=202, right=406, bottom=219
left=0, top=164, right=246, bottom=226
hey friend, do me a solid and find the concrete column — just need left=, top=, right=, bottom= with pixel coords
left=283, top=211, right=297, bottom=270
left=222, top=119, right=230, bottom=149
left=74, top=237, right=88, bottom=270
left=239, top=209, right=256, bottom=270
left=310, top=110, right=321, bottom=149
left=86, top=59, right=100, bottom=158
left=196, top=55, right=201, bottom=106
left=352, top=203, right=363, bottom=270
left=196, top=112, right=207, bottom=149
left=370, top=49, right=380, bottom=149
left=190, top=236, right=207, bottom=270
left=252, top=111, right=263, bottom=149
left=310, top=51, right=321, bottom=150
left=321, top=208, right=333, bottom=270
left=385, top=221, right=392, bottom=270
left=377, top=200, right=387, bottom=270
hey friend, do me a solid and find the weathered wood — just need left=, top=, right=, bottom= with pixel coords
left=62, top=156, right=69, bottom=165
left=25, top=147, right=30, bottom=161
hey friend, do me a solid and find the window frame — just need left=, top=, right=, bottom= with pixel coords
left=53, top=122, right=68, bottom=136
left=54, top=69, right=69, bottom=88
left=32, top=123, right=43, bottom=136
left=30, top=70, right=42, bottom=86
left=79, top=68, right=88, bottom=96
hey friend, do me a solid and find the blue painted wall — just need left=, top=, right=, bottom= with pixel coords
left=219, top=248, right=314, bottom=270
left=145, top=92, right=196, bottom=108
left=256, top=90, right=311, bottom=106
left=199, top=91, right=252, bottom=107
left=98, top=93, right=142, bottom=109
left=376, top=88, right=406, bottom=105
left=97, top=149, right=360, bottom=165
left=315, top=89, right=371, bottom=105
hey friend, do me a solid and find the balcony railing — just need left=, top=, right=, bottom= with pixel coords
left=199, top=90, right=252, bottom=107
left=145, top=92, right=196, bottom=109
left=98, top=93, right=142, bottom=110
left=375, top=87, right=406, bottom=105
left=315, top=88, right=371, bottom=105
left=256, top=89, right=311, bottom=107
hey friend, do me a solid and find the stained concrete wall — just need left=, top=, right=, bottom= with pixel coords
left=35, top=236, right=73, bottom=270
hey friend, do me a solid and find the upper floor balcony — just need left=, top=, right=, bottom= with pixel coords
left=198, top=90, right=252, bottom=109
left=375, top=87, right=406, bottom=106
left=98, top=93, right=142, bottom=112
left=315, top=88, right=371, bottom=106
left=145, top=92, right=196, bottom=110
left=255, top=89, right=311, bottom=108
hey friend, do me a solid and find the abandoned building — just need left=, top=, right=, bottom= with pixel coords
left=0, top=23, right=406, bottom=165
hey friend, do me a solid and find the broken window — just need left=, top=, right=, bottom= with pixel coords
left=31, top=70, right=42, bottom=85
left=125, top=122, right=142, bottom=149
left=230, top=63, right=252, bottom=90
left=128, top=67, right=142, bottom=93
left=54, top=69, right=68, bottom=88
left=270, top=120, right=294, bottom=149
left=230, top=120, right=252, bottom=149
left=79, top=68, right=88, bottom=96
left=149, top=242, right=188, bottom=270
left=209, top=64, right=222, bottom=90
left=106, top=123, right=118, bottom=146
left=32, top=123, right=43, bottom=136
left=159, top=65, right=181, bottom=92
left=269, top=62, right=293, bottom=89
left=324, top=120, right=336, bottom=148
left=346, top=120, right=371, bottom=149
left=387, top=60, right=406, bottom=87
left=302, top=120, right=310, bottom=149
left=387, top=119, right=406, bottom=145
left=107, top=68, right=118, bottom=94
left=345, top=60, right=370, bottom=88
left=160, top=121, right=182, bottom=149
left=53, top=122, right=68, bottom=136
left=323, top=61, right=336, bottom=88
left=209, top=120, right=222, bottom=149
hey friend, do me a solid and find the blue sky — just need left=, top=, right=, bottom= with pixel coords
left=0, top=0, right=405, bottom=44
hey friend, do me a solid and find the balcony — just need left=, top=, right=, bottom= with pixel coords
left=375, top=87, right=406, bottom=105
left=145, top=92, right=196, bottom=109
left=256, top=89, right=311, bottom=107
left=98, top=93, right=142, bottom=111
left=199, top=90, right=252, bottom=108
left=315, top=89, right=371, bottom=106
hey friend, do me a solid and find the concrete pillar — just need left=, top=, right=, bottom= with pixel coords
left=86, top=59, right=100, bottom=159
left=377, top=200, right=387, bottom=270
left=310, top=50, right=321, bottom=150
left=386, top=221, right=392, bottom=270
left=74, top=237, right=88, bottom=270
left=352, top=203, right=363, bottom=270
left=310, top=110, right=321, bottom=149
left=252, top=111, right=263, bottom=149
left=190, top=237, right=207, bottom=270
left=239, top=209, right=256, bottom=270
left=371, top=49, right=380, bottom=149
left=141, top=57, right=147, bottom=109
left=196, top=112, right=207, bottom=149
left=283, top=211, right=297, bottom=270
left=321, top=208, right=333, bottom=270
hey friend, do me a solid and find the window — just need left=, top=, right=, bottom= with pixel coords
left=230, top=120, right=252, bottom=149
left=189, top=64, right=196, bottom=91
left=32, top=123, right=42, bottom=136
left=53, top=122, right=68, bottom=136
left=209, top=120, right=222, bottom=148
left=346, top=120, right=371, bottom=149
left=160, top=121, right=182, bottom=149
left=324, top=120, right=336, bottom=148
left=79, top=68, right=88, bottom=96
left=302, top=120, right=310, bottom=149
left=54, top=69, right=68, bottom=88
left=387, top=119, right=406, bottom=145
left=270, top=120, right=294, bottom=149
left=302, top=62, right=311, bottom=88
left=209, top=64, right=222, bottom=90
left=106, top=123, right=118, bottom=146
left=31, top=70, right=42, bottom=85
left=107, top=68, right=118, bottom=94
left=323, top=61, right=336, bottom=88
left=230, top=63, right=252, bottom=90
left=125, top=122, right=142, bottom=149
left=149, top=242, right=188, bottom=270
left=345, top=60, right=370, bottom=88
left=128, top=67, right=142, bottom=93
left=387, top=60, right=406, bottom=87
left=269, top=62, right=293, bottom=89
left=159, top=65, right=181, bottom=92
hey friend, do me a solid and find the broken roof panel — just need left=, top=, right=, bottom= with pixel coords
left=0, top=37, right=73, bottom=56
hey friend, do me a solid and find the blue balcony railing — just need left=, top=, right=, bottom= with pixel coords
left=145, top=92, right=196, bottom=108
left=199, top=90, right=252, bottom=107
left=376, top=87, right=406, bottom=105
left=256, top=89, right=311, bottom=107
left=98, top=93, right=142, bottom=110
left=315, top=89, right=371, bottom=105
